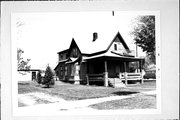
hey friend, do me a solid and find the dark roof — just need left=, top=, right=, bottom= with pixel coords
left=57, top=49, right=69, bottom=54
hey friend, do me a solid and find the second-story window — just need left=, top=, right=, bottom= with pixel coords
left=73, top=48, right=78, bottom=57
left=59, top=54, right=63, bottom=61
left=60, top=66, right=63, bottom=76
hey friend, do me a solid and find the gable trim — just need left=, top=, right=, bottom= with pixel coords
left=106, top=31, right=130, bottom=52
left=67, top=38, right=82, bottom=57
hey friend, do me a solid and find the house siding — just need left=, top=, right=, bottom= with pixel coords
left=56, top=63, right=66, bottom=81
left=58, top=51, right=68, bottom=61
left=69, top=47, right=81, bottom=58
left=58, top=53, right=67, bottom=61
left=80, top=62, right=87, bottom=82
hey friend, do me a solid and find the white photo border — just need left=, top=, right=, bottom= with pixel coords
left=1, top=1, right=179, bottom=120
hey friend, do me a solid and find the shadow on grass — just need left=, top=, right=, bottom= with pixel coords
left=113, top=91, right=139, bottom=96
left=42, top=86, right=54, bottom=88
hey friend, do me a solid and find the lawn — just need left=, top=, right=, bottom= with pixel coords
left=18, top=80, right=156, bottom=101
left=89, top=94, right=156, bottom=110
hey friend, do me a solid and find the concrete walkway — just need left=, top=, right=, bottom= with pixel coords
left=18, top=90, right=156, bottom=112
left=141, top=90, right=157, bottom=95
left=18, top=92, right=66, bottom=106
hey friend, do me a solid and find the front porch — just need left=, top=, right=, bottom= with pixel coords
left=85, top=56, right=144, bottom=87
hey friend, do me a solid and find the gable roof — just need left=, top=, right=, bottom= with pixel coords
left=73, top=30, right=116, bottom=54
left=61, top=30, right=131, bottom=56
left=58, top=29, right=132, bottom=56
left=67, top=38, right=82, bottom=55
left=106, top=31, right=130, bottom=51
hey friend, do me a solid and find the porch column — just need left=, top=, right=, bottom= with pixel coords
left=136, top=61, right=139, bottom=73
left=74, top=63, right=80, bottom=85
left=86, top=61, right=89, bottom=85
left=104, top=60, right=108, bottom=87
left=139, top=60, right=143, bottom=84
left=124, top=62, right=127, bottom=85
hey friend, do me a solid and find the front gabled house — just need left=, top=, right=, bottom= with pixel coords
left=54, top=31, right=144, bottom=87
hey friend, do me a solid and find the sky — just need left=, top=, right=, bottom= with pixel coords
left=13, top=11, right=146, bottom=70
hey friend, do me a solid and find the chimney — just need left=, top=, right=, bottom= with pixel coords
left=92, top=32, right=98, bottom=42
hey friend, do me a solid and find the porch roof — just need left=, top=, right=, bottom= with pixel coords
left=65, top=57, right=79, bottom=64
left=84, top=51, right=144, bottom=62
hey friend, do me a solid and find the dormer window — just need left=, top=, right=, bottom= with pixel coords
left=59, top=54, right=63, bottom=61
left=75, top=48, right=77, bottom=56
left=114, top=44, right=117, bottom=51
left=73, top=48, right=78, bottom=57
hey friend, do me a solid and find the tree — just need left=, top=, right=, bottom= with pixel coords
left=17, top=48, right=31, bottom=70
left=42, top=65, right=55, bottom=88
left=143, top=54, right=156, bottom=70
left=131, top=16, right=156, bottom=64
left=36, top=71, right=42, bottom=86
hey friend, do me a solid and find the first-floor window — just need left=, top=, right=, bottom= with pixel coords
left=65, top=66, right=67, bottom=76
left=60, top=66, right=63, bottom=76
left=71, top=64, right=75, bottom=76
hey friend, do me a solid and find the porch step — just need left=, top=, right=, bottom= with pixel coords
left=108, top=78, right=126, bottom=88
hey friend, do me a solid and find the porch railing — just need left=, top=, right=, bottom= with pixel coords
left=119, top=72, right=143, bottom=84
left=86, top=72, right=143, bottom=86
left=86, top=73, right=105, bottom=85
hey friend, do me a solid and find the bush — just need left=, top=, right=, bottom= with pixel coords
left=143, top=73, right=156, bottom=79
left=42, top=65, right=55, bottom=88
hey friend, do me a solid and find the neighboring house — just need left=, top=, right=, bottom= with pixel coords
left=18, top=69, right=40, bottom=81
left=54, top=31, right=144, bottom=87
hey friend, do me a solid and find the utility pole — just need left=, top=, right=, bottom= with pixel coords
left=136, top=43, right=139, bottom=73
left=136, top=43, right=138, bottom=57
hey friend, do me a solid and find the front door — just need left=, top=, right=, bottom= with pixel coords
left=32, top=72, right=36, bottom=81
left=115, top=65, right=120, bottom=73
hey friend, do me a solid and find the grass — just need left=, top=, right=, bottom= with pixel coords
left=89, top=94, right=156, bottom=110
left=18, top=80, right=156, bottom=101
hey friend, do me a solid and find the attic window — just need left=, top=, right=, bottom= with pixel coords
left=92, top=32, right=98, bottom=42
left=114, top=44, right=117, bottom=50
left=73, top=48, right=78, bottom=57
